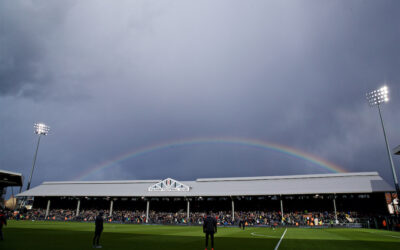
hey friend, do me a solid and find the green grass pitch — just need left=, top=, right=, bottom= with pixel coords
left=1, top=221, right=400, bottom=250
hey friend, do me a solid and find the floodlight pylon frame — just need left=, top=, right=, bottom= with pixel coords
left=366, top=86, right=400, bottom=208
left=26, top=123, right=50, bottom=191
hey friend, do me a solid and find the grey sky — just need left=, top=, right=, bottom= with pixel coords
left=1, top=0, right=399, bottom=192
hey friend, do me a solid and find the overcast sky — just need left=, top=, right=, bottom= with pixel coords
left=1, top=0, right=400, bottom=193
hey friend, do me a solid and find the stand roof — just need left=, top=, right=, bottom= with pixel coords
left=394, top=145, right=400, bottom=155
left=17, top=172, right=393, bottom=197
left=0, top=169, right=23, bottom=187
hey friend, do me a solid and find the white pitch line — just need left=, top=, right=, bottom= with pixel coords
left=384, top=234, right=400, bottom=239
left=273, top=228, right=287, bottom=250
left=363, top=230, right=400, bottom=240
left=250, top=232, right=275, bottom=238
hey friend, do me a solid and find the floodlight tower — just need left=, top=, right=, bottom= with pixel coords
left=26, top=123, right=50, bottom=191
left=366, top=86, right=400, bottom=199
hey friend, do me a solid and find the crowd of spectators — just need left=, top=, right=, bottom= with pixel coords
left=4, top=208, right=361, bottom=227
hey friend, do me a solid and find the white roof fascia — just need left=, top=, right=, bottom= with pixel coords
left=196, top=172, right=379, bottom=182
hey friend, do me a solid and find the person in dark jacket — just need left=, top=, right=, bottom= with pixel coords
left=203, top=212, right=217, bottom=250
left=93, top=211, right=104, bottom=248
left=0, top=209, right=7, bottom=241
left=239, top=217, right=245, bottom=230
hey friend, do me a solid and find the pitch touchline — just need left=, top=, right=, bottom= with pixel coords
left=274, top=228, right=287, bottom=250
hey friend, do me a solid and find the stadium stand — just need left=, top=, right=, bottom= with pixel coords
left=6, top=209, right=362, bottom=225
left=14, top=172, right=399, bottom=229
left=0, top=169, right=23, bottom=208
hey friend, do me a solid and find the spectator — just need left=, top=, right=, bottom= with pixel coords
left=0, top=209, right=7, bottom=241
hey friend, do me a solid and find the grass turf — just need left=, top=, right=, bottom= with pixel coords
left=1, top=221, right=400, bottom=250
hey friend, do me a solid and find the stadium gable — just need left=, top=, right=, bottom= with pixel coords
left=148, top=178, right=190, bottom=192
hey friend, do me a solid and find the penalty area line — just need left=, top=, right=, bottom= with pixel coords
left=273, top=228, right=287, bottom=250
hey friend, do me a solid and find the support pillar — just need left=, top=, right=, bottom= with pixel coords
left=109, top=200, right=114, bottom=217
left=146, top=200, right=150, bottom=223
left=45, top=199, right=51, bottom=219
left=333, top=194, right=338, bottom=224
left=76, top=199, right=81, bottom=216
left=231, top=199, right=235, bottom=222
left=280, top=196, right=284, bottom=224
left=187, top=200, right=190, bottom=222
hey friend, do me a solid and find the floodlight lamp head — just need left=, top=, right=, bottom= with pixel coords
left=34, top=123, right=50, bottom=135
left=366, top=85, right=389, bottom=107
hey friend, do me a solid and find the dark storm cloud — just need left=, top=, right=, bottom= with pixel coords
left=0, top=1, right=79, bottom=99
left=1, top=0, right=400, bottom=192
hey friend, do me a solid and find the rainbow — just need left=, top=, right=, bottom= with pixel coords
left=74, top=137, right=347, bottom=180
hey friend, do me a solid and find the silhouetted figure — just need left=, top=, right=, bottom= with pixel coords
left=0, top=210, right=7, bottom=240
left=239, top=218, right=246, bottom=230
left=203, top=212, right=217, bottom=250
left=93, top=211, right=104, bottom=248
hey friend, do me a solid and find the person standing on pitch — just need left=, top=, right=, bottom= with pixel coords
left=0, top=209, right=7, bottom=241
left=239, top=217, right=246, bottom=230
left=93, top=211, right=104, bottom=248
left=203, top=211, right=217, bottom=250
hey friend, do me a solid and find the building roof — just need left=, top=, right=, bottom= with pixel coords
left=394, top=145, right=400, bottom=155
left=17, top=172, right=393, bottom=198
left=0, top=169, right=23, bottom=187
